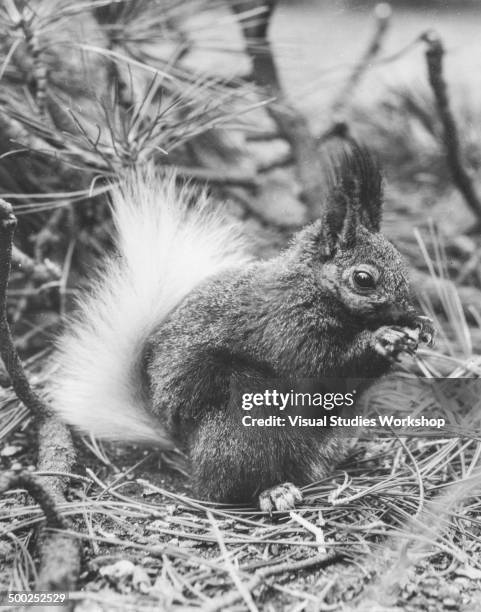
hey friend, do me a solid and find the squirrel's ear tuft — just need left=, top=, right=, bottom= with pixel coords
left=319, top=142, right=383, bottom=256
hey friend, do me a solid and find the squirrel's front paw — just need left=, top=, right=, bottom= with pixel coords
left=259, top=482, right=303, bottom=514
left=373, top=326, right=419, bottom=361
left=414, top=315, right=435, bottom=347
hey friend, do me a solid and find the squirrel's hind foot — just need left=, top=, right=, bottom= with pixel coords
left=259, top=482, right=303, bottom=514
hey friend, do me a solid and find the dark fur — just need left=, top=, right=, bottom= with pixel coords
left=144, top=146, right=423, bottom=503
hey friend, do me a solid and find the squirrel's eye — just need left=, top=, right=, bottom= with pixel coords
left=353, top=270, right=376, bottom=289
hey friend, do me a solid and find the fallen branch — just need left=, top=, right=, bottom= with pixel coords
left=423, top=31, right=481, bottom=221
left=0, top=198, right=80, bottom=595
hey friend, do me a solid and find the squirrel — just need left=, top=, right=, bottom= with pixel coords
left=52, top=144, right=434, bottom=512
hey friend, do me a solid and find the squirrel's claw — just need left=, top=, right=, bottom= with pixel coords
left=259, top=482, right=303, bottom=515
left=415, top=315, right=435, bottom=347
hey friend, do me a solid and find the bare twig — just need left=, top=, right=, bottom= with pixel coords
left=0, top=198, right=80, bottom=594
left=0, top=470, right=66, bottom=530
left=0, top=200, right=46, bottom=416
left=331, top=3, right=392, bottom=117
left=230, top=0, right=323, bottom=222
left=423, top=31, right=481, bottom=221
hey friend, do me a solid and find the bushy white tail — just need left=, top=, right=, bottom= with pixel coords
left=52, top=169, right=249, bottom=446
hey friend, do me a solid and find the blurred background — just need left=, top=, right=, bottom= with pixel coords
left=198, top=0, right=481, bottom=118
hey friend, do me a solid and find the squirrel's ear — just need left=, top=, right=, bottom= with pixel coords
left=319, top=142, right=383, bottom=256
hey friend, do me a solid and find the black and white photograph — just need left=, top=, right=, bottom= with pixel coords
left=1, top=0, right=481, bottom=610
